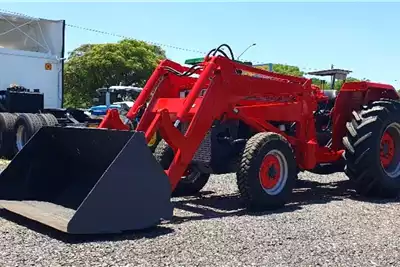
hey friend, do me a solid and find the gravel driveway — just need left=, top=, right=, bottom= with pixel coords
left=1, top=168, right=400, bottom=267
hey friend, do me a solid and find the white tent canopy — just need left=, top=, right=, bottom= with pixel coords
left=0, top=12, right=64, bottom=57
left=0, top=12, right=65, bottom=108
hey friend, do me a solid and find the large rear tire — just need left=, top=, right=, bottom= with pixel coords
left=236, top=132, right=297, bottom=210
left=37, top=113, right=58, bottom=126
left=14, top=113, right=43, bottom=152
left=343, top=99, right=400, bottom=198
left=0, top=113, right=18, bottom=159
left=154, top=140, right=210, bottom=197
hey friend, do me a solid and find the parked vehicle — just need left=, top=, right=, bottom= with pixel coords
left=88, top=85, right=142, bottom=116
left=87, top=85, right=161, bottom=151
left=0, top=12, right=102, bottom=159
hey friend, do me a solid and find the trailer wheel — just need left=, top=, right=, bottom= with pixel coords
left=14, top=113, right=43, bottom=152
left=236, top=132, right=297, bottom=210
left=343, top=99, right=400, bottom=198
left=38, top=113, right=58, bottom=126
left=154, top=140, right=210, bottom=197
left=0, top=113, right=18, bottom=159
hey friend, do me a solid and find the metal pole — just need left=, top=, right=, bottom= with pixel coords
left=237, top=43, right=256, bottom=60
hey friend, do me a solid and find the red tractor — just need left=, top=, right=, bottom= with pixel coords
left=0, top=44, right=399, bottom=235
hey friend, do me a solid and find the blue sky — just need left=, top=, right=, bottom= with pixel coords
left=1, top=1, right=399, bottom=87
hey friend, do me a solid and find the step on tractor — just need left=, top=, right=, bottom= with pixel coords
left=0, top=44, right=399, bottom=235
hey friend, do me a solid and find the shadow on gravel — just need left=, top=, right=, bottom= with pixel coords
left=297, top=179, right=400, bottom=205
left=2, top=178, right=399, bottom=241
left=0, top=209, right=174, bottom=244
left=171, top=193, right=301, bottom=224
left=170, top=178, right=378, bottom=224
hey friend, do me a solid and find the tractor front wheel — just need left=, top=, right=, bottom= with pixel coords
left=343, top=99, right=400, bottom=198
left=236, top=132, right=297, bottom=210
left=154, top=140, right=210, bottom=197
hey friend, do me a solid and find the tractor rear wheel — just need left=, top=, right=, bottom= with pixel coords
left=236, top=132, right=297, bottom=210
left=154, top=140, right=210, bottom=197
left=343, top=99, right=400, bottom=198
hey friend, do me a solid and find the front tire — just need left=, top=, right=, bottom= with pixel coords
left=343, top=99, right=400, bottom=198
left=0, top=113, right=18, bottom=159
left=236, top=132, right=297, bottom=210
left=154, top=140, right=210, bottom=197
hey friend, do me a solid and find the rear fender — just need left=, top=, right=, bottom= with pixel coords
left=331, top=81, right=399, bottom=150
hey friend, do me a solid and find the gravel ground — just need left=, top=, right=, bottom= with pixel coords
left=1, top=164, right=400, bottom=266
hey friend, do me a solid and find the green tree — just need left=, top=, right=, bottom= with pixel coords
left=311, top=78, right=329, bottom=89
left=256, top=63, right=364, bottom=90
left=271, top=64, right=304, bottom=77
left=256, top=63, right=304, bottom=77
left=330, top=76, right=360, bottom=90
left=64, top=39, right=166, bottom=108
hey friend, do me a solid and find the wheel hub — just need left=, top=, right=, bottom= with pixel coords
left=268, top=164, right=278, bottom=179
left=380, top=123, right=400, bottom=178
left=16, top=125, right=26, bottom=151
left=259, top=150, right=288, bottom=196
left=382, top=142, right=390, bottom=155
left=380, top=132, right=394, bottom=167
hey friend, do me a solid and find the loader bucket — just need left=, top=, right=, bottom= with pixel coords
left=0, top=126, right=173, bottom=234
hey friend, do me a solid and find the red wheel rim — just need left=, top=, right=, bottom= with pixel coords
left=379, top=122, right=400, bottom=178
left=258, top=150, right=289, bottom=195
left=259, top=154, right=281, bottom=190
left=380, top=131, right=395, bottom=168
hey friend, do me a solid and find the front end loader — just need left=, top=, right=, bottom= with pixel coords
left=0, top=44, right=399, bottom=235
